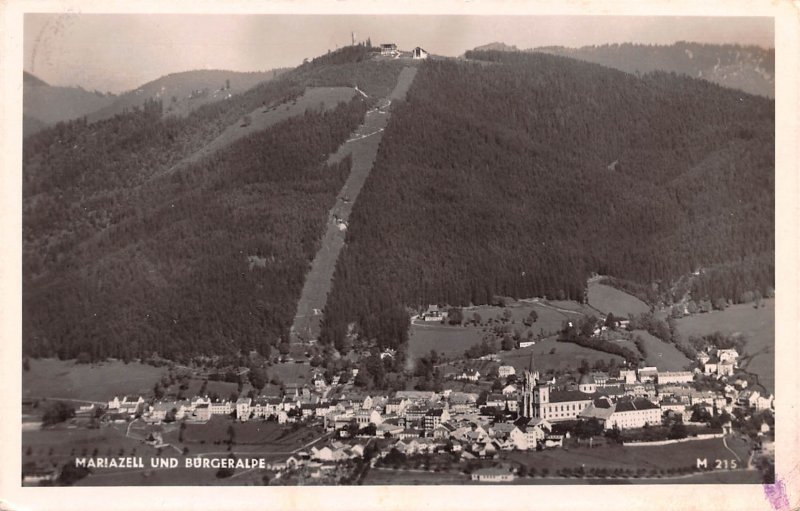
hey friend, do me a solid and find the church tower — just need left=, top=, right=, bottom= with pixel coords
left=521, top=353, right=540, bottom=418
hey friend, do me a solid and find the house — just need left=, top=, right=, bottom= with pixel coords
left=657, top=371, right=694, bottom=385
left=471, top=467, right=515, bottom=482
left=619, top=370, right=637, bottom=384
left=194, top=403, right=211, bottom=422
left=512, top=417, right=552, bottom=449
left=355, top=409, right=383, bottom=427
left=108, top=396, right=144, bottom=414
left=458, top=369, right=480, bottom=382
left=411, top=47, right=429, bottom=59
left=385, top=397, right=409, bottom=415
left=501, top=384, right=518, bottom=395
left=210, top=400, right=232, bottom=415
left=423, top=407, right=451, bottom=431
left=519, top=340, right=536, bottom=348
left=659, top=396, right=687, bottom=414
left=148, top=401, right=179, bottom=423
left=498, top=365, right=516, bottom=378
left=236, top=397, right=252, bottom=421
left=380, top=43, right=398, bottom=56
left=423, top=304, right=447, bottom=322
left=638, top=367, right=658, bottom=383
left=284, top=383, right=309, bottom=399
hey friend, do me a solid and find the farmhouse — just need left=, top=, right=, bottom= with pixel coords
left=498, top=365, right=516, bottom=378
left=236, top=397, right=252, bottom=421
left=411, top=47, right=429, bottom=59
left=423, top=304, right=447, bottom=322
left=380, top=43, right=398, bottom=56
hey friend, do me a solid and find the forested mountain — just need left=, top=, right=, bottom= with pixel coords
left=85, top=69, right=289, bottom=122
left=535, top=43, right=774, bottom=98
left=23, top=45, right=406, bottom=361
left=320, top=50, right=773, bottom=351
left=23, top=69, right=290, bottom=137
left=23, top=72, right=116, bottom=135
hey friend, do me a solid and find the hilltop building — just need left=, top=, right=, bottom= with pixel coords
left=412, top=47, right=429, bottom=59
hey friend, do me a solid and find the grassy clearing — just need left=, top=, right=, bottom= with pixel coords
left=408, top=323, right=484, bottom=359
left=503, top=437, right=747, bottom=472
left=270, top=362, right=313, bottom=385
left=675, top=300, right=774, bottom=393
left=409, top=301, right=578, bottom=360
left=22, top=359, right=167, bottom=402
left=173, top=86, right=356, bottom=176
left=180, top=415, right=323, bottom=451
left=22, top=423, right=159, bottom=467
left=586, top=281, right=650, bottom=317
left=631, top=330, right=692, bottom=370
left=498, top=337, right=624, bottom=374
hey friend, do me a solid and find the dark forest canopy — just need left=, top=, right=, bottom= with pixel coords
left=24, top=46, right=405, bottom=362
left=24, top=99, right=365, bottom=361
left=320, top=51, right=773, bottom=351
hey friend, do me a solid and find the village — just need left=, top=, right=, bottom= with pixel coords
left=23, top=307, right=776, bottom=485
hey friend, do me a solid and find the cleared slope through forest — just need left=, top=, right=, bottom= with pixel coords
left=290, top=67, right=418, bottom=344
left=164, top=86, right=356, bottom=177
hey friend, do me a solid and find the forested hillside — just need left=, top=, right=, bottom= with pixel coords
left=320, top=50, right=773, bottom=351
left=23, top=45, right=404, bottom=361
left=23, top=71, right=116, bottom=134
left=535, top=42, right=774, bottom=98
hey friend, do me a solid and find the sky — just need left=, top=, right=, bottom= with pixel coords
left=24, top=14, right=774, bottom=93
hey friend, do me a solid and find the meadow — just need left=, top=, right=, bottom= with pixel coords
left=675, top=300, right=774, bottom=392
left=631, top=330, right=693, bottom=370
left=503, top=437, right=750, bottom=473
left=586, top=281, right=650, bottom=317
left=408, top=300, right=578, bottom=360
left=499, top=337, right=625, bottom=375
left=22, top=358, right=167, bottom=402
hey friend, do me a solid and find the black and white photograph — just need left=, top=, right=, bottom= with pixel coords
left=1, top=1, right=798, bottom=510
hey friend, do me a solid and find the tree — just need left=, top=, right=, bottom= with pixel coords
left=42, top=401, right=75, bottom=426
left=523, top=310, right=538, bottom=327
left=472, top=312, right=482, bottom=325
left=604, top=313, right=617, bottom=329
left=249, top=366, right=268, bottom=391
left=447, top=307, right=464, bottom=325
left=668, top=422, right=688, bottom=439
left=501, top=334, right=515, bottom=351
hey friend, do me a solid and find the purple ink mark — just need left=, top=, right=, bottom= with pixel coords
left=763, top=477, right=790, bottom=511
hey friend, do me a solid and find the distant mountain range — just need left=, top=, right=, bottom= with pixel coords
left=23, top=68, right=287, bottom=137
left=471, top=41, right=774, bottom=98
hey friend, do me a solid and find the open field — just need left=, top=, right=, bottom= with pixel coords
left=409, top=300, right=577, bottom=360
left=675, top=300, right=774, bottom=393
left=503, top=437, right=750, bottom=473
left=179, top=415, right=324, bottom=450
left=270, top=362, right=313, bottom=384
left=408, top=323, right=485, bottom=359
left=499, top=337, right=625, bottom=374
left=586, top=281, right=650, bottom=317
left=631, top=330, right=693, bottom=370
left=22, top=359, right=167, bottom=403
left=22, top=422, right=159, bottom=467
